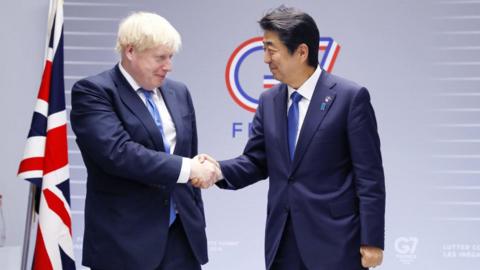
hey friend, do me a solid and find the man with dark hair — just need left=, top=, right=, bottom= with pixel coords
left=258, top=6, right=320, bottom=68
left=195, top=5, right=385, bottom=270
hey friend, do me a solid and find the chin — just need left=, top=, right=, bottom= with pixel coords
left=272, top=74, right=282, bottom=82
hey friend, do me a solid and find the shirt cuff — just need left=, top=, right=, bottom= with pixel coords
left=177, top=157, right=191, bottom=183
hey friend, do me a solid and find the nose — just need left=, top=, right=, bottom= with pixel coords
left=163, top=58, right=173, bottom=72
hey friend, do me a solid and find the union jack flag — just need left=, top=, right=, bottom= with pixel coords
left=17, top=0, right=75, bottom=269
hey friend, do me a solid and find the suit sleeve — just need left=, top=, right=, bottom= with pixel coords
left=70, top=79, right=182, bottom=188
left=347, top=87, right=386, bottom=249
left=217, top=93, right=269, bottom=190
left=186, top=88, right=198, bottom=158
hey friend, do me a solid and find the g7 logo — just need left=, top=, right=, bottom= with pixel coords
left=225, top=37, right=340, bottom=112
left=395, top=237, right=419, bottom=254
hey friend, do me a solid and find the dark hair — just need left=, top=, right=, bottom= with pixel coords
left=259, top=6, right=319, bottom=68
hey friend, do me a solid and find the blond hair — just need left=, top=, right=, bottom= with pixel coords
left=115, top=12, right=181, bottom=53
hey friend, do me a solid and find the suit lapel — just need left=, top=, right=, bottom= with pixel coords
left=114, top=65, right=166, bottom=151
left=159, top=81, right=185, bottom=155
left=291, top=71, right=337, bottom=172
left=273, top=84, right=291, bottom=166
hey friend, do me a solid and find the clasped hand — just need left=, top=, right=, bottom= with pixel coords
left=360, top=246, right=383, bottom=268
left=189, top=154, right=221, bottom=189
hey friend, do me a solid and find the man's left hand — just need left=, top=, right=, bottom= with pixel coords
left=360, top=246, right=383, bottom=268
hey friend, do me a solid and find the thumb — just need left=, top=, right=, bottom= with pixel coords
left=197, top=154, right=206, bottom=163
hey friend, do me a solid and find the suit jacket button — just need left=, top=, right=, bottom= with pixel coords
left=288, top=177, right=294, bottom=183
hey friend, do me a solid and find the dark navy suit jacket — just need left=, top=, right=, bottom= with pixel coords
left=70, top=65, right=208, bottom=269
left=218, top=71, right=385, bottom=270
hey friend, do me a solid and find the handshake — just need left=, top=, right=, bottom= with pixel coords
left=189, top=154, right=221, bottom=189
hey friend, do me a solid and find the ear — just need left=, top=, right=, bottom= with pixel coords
left=296, top=44, right=309, bottom=63
left=124, top=45, right=135, bottom=61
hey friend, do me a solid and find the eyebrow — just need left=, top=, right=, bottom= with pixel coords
left=263, top=41, right=274, bottom=47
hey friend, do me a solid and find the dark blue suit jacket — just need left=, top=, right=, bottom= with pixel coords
left=70, top=65, right=208, bottom=269
left=218, top=71, right=385, bottom=270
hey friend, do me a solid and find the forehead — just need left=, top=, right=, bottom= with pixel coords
left=142, top=44, right=174, bottom=56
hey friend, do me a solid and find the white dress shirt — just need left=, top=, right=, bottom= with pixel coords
left=222, top=66, right=322, bottom=185
left=287, top=66, right=322, bottom=147
left=119, top=63, right=190, bottom=183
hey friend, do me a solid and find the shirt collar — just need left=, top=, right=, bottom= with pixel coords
left=118, top=62, right=143, bottom=92
left=287, top=66, right=322, bottom=101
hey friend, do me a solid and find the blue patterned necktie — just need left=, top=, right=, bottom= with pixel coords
left=288, top=91, right=302, bottom=161
left=140, top=88, right=176, bottom=226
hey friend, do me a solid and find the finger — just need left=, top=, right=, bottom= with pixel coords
left=197, top=155, right=206, bottom=163
left=360, top=250, right=371, bottom=268
left=214, top=166, right=221, bottom=181
left=201, top=180, right=210, bottom=189
left=361, top=256, right=368, bottom=268
left=361, top=247, right=383, bottom=267
left=190, top=179, right=200, bottom=188
left=208, top=178, right=215, bottom=187
left=191, top=178, right=204, bottom=188
left=364, top=256, right=376, bottom=268
left=192, top=177, right=202, bottom=184
left=201, top=154, right=219, bottom=167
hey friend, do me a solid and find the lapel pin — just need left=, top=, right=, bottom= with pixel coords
left=321, top=96, right=332, bottom=111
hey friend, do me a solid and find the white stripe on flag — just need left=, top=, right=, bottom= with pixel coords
left=53, top=0, right=63, bottom=53
left=38, top=191, right=73, bottom=269
left=17, top=170, right=43, bottom=180
left=46, top=47, right=54, bottom=63
left=34, top=99, right=49, bottom=117
left=22, top=136, right=46, bottom=159
left=42, top=165, right=70, bottom=188
left=47, top=110, right=67, bottom=131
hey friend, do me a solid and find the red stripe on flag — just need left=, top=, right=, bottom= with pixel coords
left=44, top=189, right=72, bottom=235
left=18, top=157, right=44, bottom=174
left=37, top=61, right=52, bottom=102
left=32, top=224, right=54, bottom=270
left=327, top=45, right=341, bottom=73
left=263, top=84, right=274, bottom=89
left=44, top=125, right=68, bottom=174
left=19, top=1, right=75, bottom=267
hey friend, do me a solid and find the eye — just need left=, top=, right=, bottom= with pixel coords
left=155, top=54, right=173, bottom=63
left=154, top=56, right=166, bottom=62
left=264, top=47, right=275, bottom=55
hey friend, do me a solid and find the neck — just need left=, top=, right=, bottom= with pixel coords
left=288, top=65, right=316, bottom=89
left=120, top=59, right=131, bottom=73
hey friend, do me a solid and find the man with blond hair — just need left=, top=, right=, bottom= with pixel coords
left=70, top=12, right=215, bottom=270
